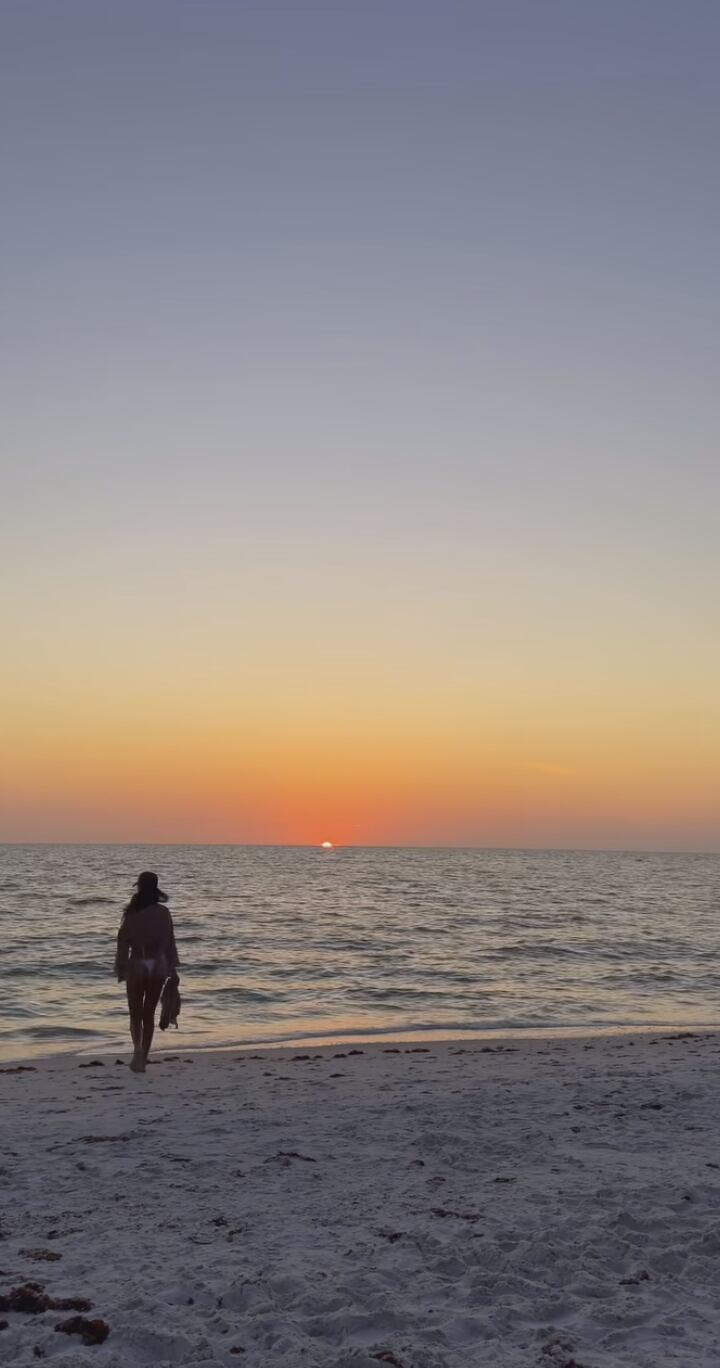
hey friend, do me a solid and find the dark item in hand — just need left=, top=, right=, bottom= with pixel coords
left=159, top=973, right=181, bottom=1031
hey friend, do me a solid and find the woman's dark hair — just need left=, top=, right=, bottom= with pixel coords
left=124, top=870, right=169, bottom=915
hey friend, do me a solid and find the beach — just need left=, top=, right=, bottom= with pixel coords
left=3, top=1033, right=720, bottom=1366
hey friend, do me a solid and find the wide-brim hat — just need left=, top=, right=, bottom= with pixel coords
left=136, top=870, right=168, bottom=901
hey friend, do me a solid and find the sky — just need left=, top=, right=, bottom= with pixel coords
left=1, top=1, right=719, bottom=850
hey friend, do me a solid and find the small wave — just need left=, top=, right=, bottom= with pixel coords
left=0, top=961, right=108, bottom=979
left=0, top=1023, right=108, bottom=1040
left=213, top=987, right=278, bottom=1003
left=154, top=1016, right=720, bottom=1054
left=346, top=985, right=467, bottom=1003
left=72, top=896, right=115, bottom=907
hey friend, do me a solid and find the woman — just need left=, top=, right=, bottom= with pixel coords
left=115, top=871, right=180, bottom=1072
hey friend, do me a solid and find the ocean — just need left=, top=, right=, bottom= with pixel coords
left=1, top=844, right=719, bottom=1060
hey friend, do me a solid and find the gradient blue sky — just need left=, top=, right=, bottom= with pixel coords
left=2, top=2, right=719, bottom=847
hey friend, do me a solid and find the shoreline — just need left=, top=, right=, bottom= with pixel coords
left=3, top=1016, right=720, bottom=1067
left=3, top=1025, right=720, bottom=1081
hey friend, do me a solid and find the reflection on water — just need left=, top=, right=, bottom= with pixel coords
left=1, top=844, right=719, bottom=1059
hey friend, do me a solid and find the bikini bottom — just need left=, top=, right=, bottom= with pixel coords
left=127, top=956, right=169, bottom=985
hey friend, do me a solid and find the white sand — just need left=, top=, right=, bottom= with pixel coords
left=3, top=1032, right=720, bottom=1367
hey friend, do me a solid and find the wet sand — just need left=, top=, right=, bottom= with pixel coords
left=2, top=1032, right=720, bottom=1366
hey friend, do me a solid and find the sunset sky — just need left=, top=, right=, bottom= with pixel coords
left=2, top=2, right=719, bottom=850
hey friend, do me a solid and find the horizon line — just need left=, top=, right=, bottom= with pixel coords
left=0, top=841, right=717, bottom=857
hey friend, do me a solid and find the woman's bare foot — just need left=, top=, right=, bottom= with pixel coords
left=129, top=1048, right=146, bottom=1073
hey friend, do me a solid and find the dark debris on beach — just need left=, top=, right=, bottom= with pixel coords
left=0, top=1280, right=110, bottom=1345
left=55, top=1313, right=110, bottom=1344
left=0, top=1282, right=92, bottom=1315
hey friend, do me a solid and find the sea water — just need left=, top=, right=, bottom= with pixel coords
left=1, top=844, right=719, bottom=1059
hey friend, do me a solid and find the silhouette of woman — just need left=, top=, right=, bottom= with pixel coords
left=115, top=871, right=180, bottom=1072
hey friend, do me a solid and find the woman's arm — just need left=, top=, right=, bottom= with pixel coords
left=164, top=907, right=180, bottom=971
left=115, top=917, right=130, bottom=982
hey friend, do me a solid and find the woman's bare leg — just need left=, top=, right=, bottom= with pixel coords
left=126, top=980, right=143, bottom=1047
left=126, top=973, right=147, bottom=1071
left=141, top=977, right=164, bottom=1062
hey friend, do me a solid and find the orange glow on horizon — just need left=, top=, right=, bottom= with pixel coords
left=2, top=577, right=719, bottom=850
